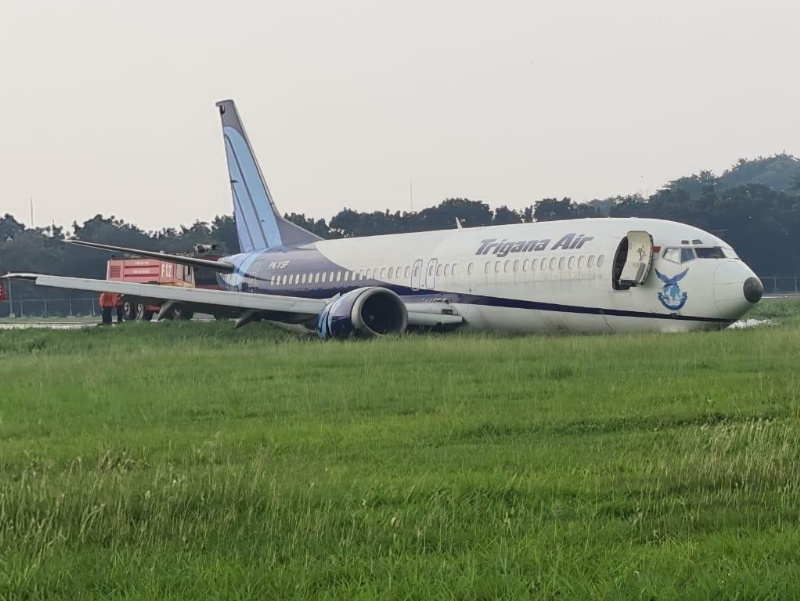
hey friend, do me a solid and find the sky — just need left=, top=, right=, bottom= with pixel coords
left=1, top=0, right=798, bottom=232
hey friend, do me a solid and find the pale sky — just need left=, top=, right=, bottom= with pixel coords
left=1, top=0, right=798, bottom=232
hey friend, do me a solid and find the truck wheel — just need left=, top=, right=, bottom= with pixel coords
left=173, top=307, right=194, bottom=321
left=123, top=301, right=138, bottom=321
left=137, top=303, right=153, bottom=322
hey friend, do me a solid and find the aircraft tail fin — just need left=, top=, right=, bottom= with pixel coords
left=216, top=99, right=322, bottom=252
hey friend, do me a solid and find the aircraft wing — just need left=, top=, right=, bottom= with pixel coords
left=4, top=273, right=463, bottom=329
left=5, top=273, right=326, bottom=323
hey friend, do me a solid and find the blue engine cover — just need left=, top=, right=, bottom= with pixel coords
left=317, top=287, right=408, bottom=339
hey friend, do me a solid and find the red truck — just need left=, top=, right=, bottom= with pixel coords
left=106, top=256, right=220, bottom=321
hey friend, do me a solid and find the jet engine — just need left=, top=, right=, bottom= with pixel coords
left=317, top=287, right=408, bottom=339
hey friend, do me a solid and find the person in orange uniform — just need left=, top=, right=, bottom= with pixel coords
left=114, top=293, right=124, bottom=324
left=99, top=291, right=115, bottom=325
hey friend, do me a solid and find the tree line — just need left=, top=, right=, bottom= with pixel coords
left=1, top=154, right=798, bottom=306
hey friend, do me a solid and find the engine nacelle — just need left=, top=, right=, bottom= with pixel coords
left=317, top=287, right=408, bottom=339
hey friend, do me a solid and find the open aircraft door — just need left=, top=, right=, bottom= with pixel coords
left=612, top=231, right=654, bottom=290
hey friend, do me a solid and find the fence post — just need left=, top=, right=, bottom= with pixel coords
left=7, top=279, right=14, bottom=318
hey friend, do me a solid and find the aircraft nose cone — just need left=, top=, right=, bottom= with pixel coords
left=713, top=262, right=759, bottom=319
left=743, top=277, right=763, bottom=304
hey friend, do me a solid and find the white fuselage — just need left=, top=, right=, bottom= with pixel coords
left=222, top=217, right=760, bottom=334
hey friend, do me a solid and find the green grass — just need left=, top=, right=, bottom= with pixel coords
left=1, top=301, right=799, bottom=600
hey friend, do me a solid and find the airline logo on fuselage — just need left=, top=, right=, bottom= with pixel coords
left=475, top=233, right=594, bottom=257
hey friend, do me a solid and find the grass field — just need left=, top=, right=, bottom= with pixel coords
left=1, top=301, right=799, bottom=600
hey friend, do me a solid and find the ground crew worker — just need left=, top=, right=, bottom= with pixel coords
left=114, top=294, right=124, bottom=324
left=99, top=292, right=115, bottom=325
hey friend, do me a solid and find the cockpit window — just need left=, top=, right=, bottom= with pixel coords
left=663, top=247, right=681, bottom=264
left=695, top=246, right=726, bottom=259
left=664, top=245, right=737, bottom=264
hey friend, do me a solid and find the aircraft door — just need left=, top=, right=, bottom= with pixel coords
left=613, top=231, right=654, bottom=290
left=425, top=259, right=438, bottom=290
left=411, top=259, right=423, bottom=291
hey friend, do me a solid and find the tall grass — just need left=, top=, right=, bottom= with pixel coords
left=1, top=304, right=799, bottom=600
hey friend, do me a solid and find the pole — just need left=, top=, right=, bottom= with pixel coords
left=7, top=278, right=14, bottom=318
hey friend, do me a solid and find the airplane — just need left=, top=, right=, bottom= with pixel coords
left=4, top=99, right=764, bottom=338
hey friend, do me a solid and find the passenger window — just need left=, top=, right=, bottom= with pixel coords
left=523, top=259, right=530, bottom=271
left=485, top=262, right=491, bottom=273
left=568, top=257, right=575, bottom=269
left=504, top=260, right=511, bottom=273
left=541, top=259, right=547, bottom=271
left=366, top=269, right=372, bottom=279
left=495, top=262, right=501, bottom=273
left=443, top=264, right=449, bottom=276
left=588, top=255, right=595, bottom=268
left=578, top=256, right=584, bottom=269
left=413, top=264, right=420, bottom=277
left=436, top=264, right=443, bottom=276
left=378, top=268, right=385, bottom=279
left=336, top=271, right=342, bottom=282
left=388, top=267, right=394, bottom=279
left=680, top=248, right=696, bottom=263
left=558, top=257, right=565, bottom=270
left=597, top=255, right=605, bottom=268
left=343, top=271, right=350, bottom=282
left=468, top=263, right=474, bottom=275
left=404, top=266, right=410, bottom=278
left=513, top=260, right=519, bottom=272
left=532, top=259, right=538, bottom=270
left=550, top=257, right=557, bottom=270
left=321, top=272, right=327, bottom=283
left=453, top=263, right=458, bottom=275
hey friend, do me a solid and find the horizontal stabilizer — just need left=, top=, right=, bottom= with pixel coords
left=67, top=240, right=235, bottom=273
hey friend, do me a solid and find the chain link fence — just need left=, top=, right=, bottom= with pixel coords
left=0, top=297, right=99, bottom=319
left=760, top=276, right=800, bottom=295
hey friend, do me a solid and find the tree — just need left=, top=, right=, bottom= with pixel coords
left=0, top=214, right=26, bottom=241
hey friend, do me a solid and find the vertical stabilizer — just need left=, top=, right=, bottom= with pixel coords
left=216, top=99, right=321, bottom=252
